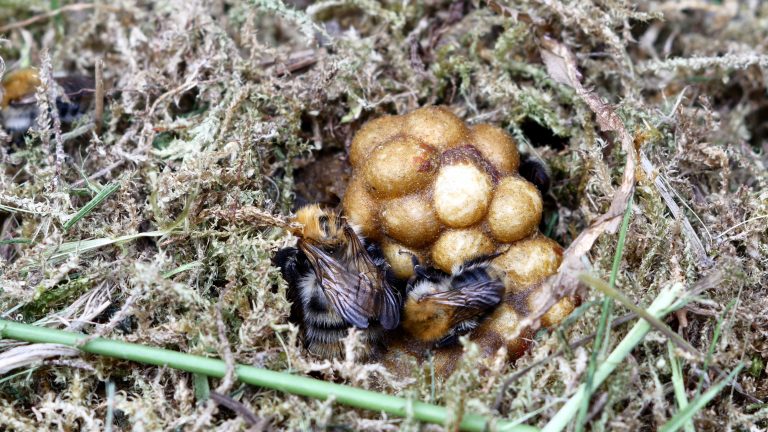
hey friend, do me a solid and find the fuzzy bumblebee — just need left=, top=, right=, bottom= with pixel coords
left=1, top=67, right=94, bottom=137
left=342, top=106, right=575, bottom=376
left=273, top=205, right=402, bottom=361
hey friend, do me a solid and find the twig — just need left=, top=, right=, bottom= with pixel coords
left=94, top=58, right=104, bottom=135
left=70, top=159, right=127, bottom=188
left=0, top=343, right=79, bottom=374
left=201, top=206, right=300, bottom=232
left=76, top=289, right=140, bottom=347
left=639, top=152, right=712, bottom=266
left=0, top=4, right=122, bottom=33
left=716, top=214, right=768, bottom=240
left=514, top=36, right=638, bottom=336
left=209, top=391, right=264, bottom=427
left=61, top=122, right=95, bottom=142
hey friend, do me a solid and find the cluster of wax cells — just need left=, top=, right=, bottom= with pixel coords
left=342, top=106, right=575, bottom=377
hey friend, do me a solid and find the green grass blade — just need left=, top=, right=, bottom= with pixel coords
left=0, top=238, right=33, bottom=245
left=63, top=182, right=121, bottom=231
left=194, top=373, right=211, bottom=403
left=695, top=299, right=735, bottom=396
left=660, top=363, right=744, bottom=432
left=579, top=273, right=700, bottom=358
left=0, top=319, right=538, bottom=432
left=668, top=342, right=694, bottom=432
left=543, top=281, right=684, bottom=432
left=162, top=261, right=203, bottom=279
left=603, top=197, right=633, bottom=352
left=576, top=198, right=633, bottom=431
left=44, top=231, right=167, bottom=265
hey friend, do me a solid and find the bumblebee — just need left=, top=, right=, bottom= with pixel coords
left=401, top=255, right=505, bottom=348
left=273, top=205, right=401, bottom=360
left=1, top=67, right=94, bottom=137
left=519, top=154, right=551, bottom=195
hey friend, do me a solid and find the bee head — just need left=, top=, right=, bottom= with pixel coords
left=2, top=68, right=41, bottom=108
left=291, top=204, right=344, bottom=246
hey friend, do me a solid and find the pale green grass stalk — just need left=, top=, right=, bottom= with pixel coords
left=162, top=261, right=203, bottom=279
left=0, top=203, right=45, bottom=214
left=668, top=342, right=694, bottom=432
left=105, top=380, right=116, bottom=432
left=576, top=198, right=633, bottom=430
left=660, top=364, right=745, bottom=432
left=63, top=182, right=120, bottom=231
left=0, top=319, right=537, bottom=432
left=695, top=300, right=735, bottom=397
left=542, top=280, right=684, bottom=432
left=45, top=230, right=167, bottom=264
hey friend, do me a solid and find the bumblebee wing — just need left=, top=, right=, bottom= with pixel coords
left=378, top=280, right=400, bottom=330
left=450, top=267, right=505, bottom=307
left=423, top=277, right=504, bottom=324
left=342, top=226, right=401, bottom=329
left=299, top=240, right=375, bottom=329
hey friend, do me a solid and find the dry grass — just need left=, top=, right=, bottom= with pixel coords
left=1, top=0, right=767, bottom=430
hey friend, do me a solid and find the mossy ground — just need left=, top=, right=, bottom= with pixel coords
left=0, top=0, right=766, bottom=430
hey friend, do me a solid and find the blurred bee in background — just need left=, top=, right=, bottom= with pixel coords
left=401, top=254, right=505, bottom=348
left=519, top=153, right=551, bottom=195
left=273, top=205, right=401, bottom=360
left=1, top=67, right=94, bottom=138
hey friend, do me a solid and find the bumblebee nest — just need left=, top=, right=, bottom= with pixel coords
left=345, top=105, right=574, bottom=327
left=342, top=107, right=577, bottom=377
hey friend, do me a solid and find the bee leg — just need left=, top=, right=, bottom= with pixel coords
left=396, top=249, right=422, bottom=271
left=434, top=320, right=480, bottom=348
left=272, top=247, right=305, bottom=286
left=272, top=246, right=314, bottom=317
left=434, top=332, right=460, bottom=348
left=365, top=241, right=384, bottom=260
left=366, top=242, right=408, bottom=293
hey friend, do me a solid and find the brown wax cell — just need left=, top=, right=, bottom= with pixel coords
left=493, top=235, right=563, bottom=293
left=381, top=240, right=423, bottom=280
left=431, top=228, right=495, bottom=272
left=349, top=115, right=403, bottom=168
left=342, top=176, right=380, bottom=240
left=362, top=135, right=437, bottom=198
left=469, top=124, right=520, bottom=174
left=527, top=289, right=577, bottom=329
left=433, top=163, right=492, bottom=228
left=381, top=194, right=441, bottom=247
left=487, top=176, right=542, bottom=243
left=472, top=304, right=531, bottom=359
left=404, top=106, right=468, bottom=151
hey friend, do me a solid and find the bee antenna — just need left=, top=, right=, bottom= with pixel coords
left=397, top=249, right=421, bottom=268
left=486, top=250, right=505, bottom=260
